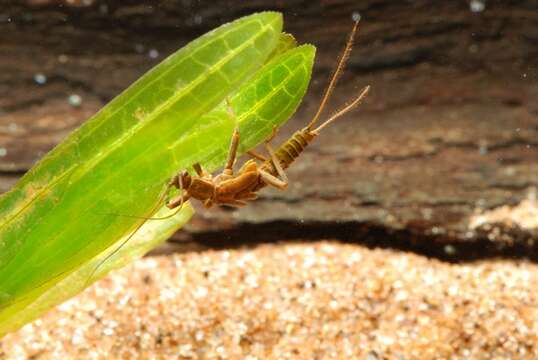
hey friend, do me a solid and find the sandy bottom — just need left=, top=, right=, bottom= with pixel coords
left=1, top=242, right=537, bottom=359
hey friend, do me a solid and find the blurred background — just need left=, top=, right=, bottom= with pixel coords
left=0, top=1, right=536, bottom=258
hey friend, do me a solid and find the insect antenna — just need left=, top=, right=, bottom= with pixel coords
left=105, top=176, right=187, bottom=221
left=85, top=176, right=187, bottom=287
left=306, top=18, right=360, bottom=131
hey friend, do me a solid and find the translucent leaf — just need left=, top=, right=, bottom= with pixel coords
left=0, top=11, right=315, bottom=337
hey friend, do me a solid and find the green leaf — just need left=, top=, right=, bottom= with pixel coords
left=0, top=11, right=315, bottom=336
left=268, top=32, right=298, bottom=60
left=0, top=204, right=194, bottom=336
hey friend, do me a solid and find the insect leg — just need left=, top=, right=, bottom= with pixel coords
left=237, top=191, right=258, bottom=201
left=264, top=142, right=289, bottom=185
left=247, top=150, right=267, bottom=162
left=220, top=199, right=248, bottom=207
left=266, top=125, right=278, bottom=143
left=203, top=199, right=214, bottom=208
left=167, top=193, right=191, bottom=209
left=223, top=97, right=241, bottom=176
left=165, top=171, right=190, bottom=210
left=224, top=127, right=240, bottom=175
left=193, top=163, right=209, bottom=177
left=259, top=170, right=288, bottom=190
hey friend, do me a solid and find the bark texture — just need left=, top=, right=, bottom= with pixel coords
left=1, top=1, right=537, bottom=260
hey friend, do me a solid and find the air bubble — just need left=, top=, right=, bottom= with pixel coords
left=34, top=73, right=47, bottom=85
left=352, top=11, right=361, bottom=22
left=478, top=142, right=488, bottom=155
left=148, top=48, right=159, bottom=59
left=58, top=54, right=69, bottom=63
left=469, top=0, right=485, bottom=13
left=8, top=123, right=18, bottom=133
left=68, top=94, right=82, bottom=107
left=444, top=244, right=457, bottom=256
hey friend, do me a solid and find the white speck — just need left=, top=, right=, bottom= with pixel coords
left=34, top=73, right=47, bottom=85
left=522, top=73, right=527, bottom=78
left=352, top=11, right=361, bottom=22
left=245, top=274, right=259, bottom=288
left=263, top=302, right=273, bottom=310
left=0, top=148, right=7, bottom=157
left=178, top=344, right=193, bottom=356
left=71, top=329, right=85, bottom=345
left=68, top=94, right=82, bottom=107
left=515, top=128, right=521, bottom=132
left=103, top=327, right=114, bottom=336
left=478, top=143, right=488, bottom=155
left=148, top=48, right=159, bottom=59
left=374, top=155, right=384, bottom=163
left=504, top=167, right=515, bottom=176
left=469, top=0, right=485, bottom=13
left=329, top=300, right=339, bottom=309
left=476, top=198, right=486, bottom=208
left=194, top=330, right=204, bottom=341
left=8, top=123, right=18, bottom=133
left=193, top=286, right=208, bottom=298
left=58, top=54, right=69, bottom=63
left=444, top=244, right=457, bottom=255
left=193, top=14, right=202, bottom=25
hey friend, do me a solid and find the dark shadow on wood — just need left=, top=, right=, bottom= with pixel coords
left=168, top=220, right=538, bottom=263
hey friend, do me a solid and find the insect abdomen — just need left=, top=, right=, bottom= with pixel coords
left=265, top=130, right=316, bottom=174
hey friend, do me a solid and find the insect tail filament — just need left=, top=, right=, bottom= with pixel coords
left=306, top=19, right=360, bottom=131
left=312, top=85, right=370, bottom=134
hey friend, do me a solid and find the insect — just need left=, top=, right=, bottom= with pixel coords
left=163, top=19, right=369, bottom=212
left=89, top=19, right=369, bottom=285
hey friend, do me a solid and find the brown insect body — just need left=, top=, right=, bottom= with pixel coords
left=235, top=128, right=315, bottom=195
left=88, top=19, right=370, bottom=283
left=258, top=129, right=314, bottom=181
left=163, top=19, right=370, bottom=211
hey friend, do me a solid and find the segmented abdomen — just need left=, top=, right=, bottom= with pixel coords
left=261, top=130, right=315, bottom=175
